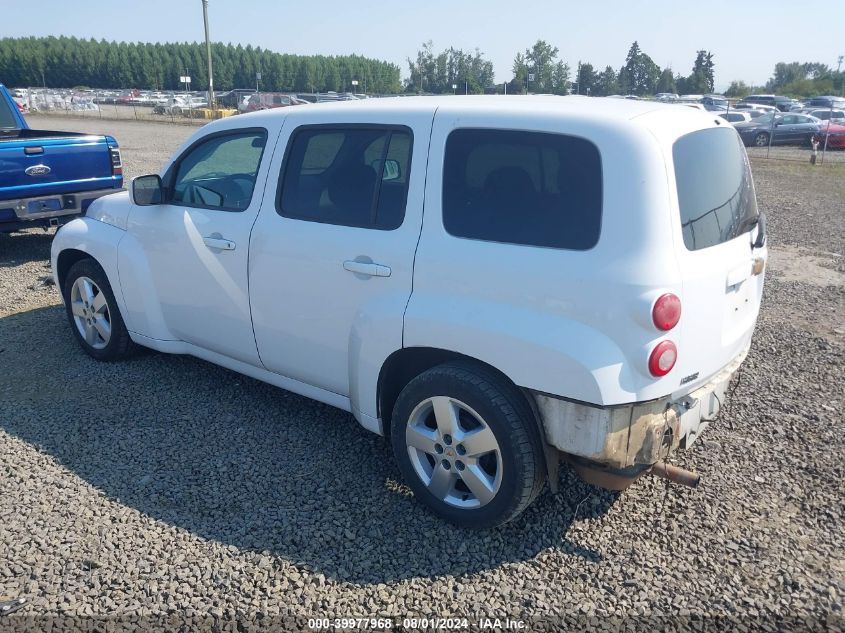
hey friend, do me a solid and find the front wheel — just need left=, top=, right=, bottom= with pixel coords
left=753, top=132, right=770, bottom=147
left=63, top=258, right=133, bottom=361
left=390, top=362, right=546, bottom=529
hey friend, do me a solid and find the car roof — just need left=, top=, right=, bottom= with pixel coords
left=234, top=94, right=708, bottom=125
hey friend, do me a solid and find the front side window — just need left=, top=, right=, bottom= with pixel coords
left=673, top=127, right=758, bottom=251
left=278, top=126, right=412, bottom=230
left=171, top=130, right=266, bottom=211
left=442, top=128, right=602, bottom=250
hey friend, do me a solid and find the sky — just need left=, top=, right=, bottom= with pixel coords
left=3, top=0, right=841, bottom=91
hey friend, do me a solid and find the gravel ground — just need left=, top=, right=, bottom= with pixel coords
left=1, top=117, right=843, bottom=631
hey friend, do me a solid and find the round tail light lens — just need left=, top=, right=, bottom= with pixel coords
left=653, top=293, right=682, bottom=331
left=649, top=341, right=677, bottom=377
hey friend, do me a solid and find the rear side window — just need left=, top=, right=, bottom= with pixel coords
left=442, top=129, right=602, bottom=250
left=673, top=127, right=758, bottom=250
left=278, top=126, right=412, bottom=230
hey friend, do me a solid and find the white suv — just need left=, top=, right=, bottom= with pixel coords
left=51, top=96, right=767, bottom=528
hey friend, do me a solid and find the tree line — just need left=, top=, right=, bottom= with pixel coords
left=726, top=62, right=844, bottom=99
left=1, top=35, right=840, bottom=100
left=0, top=36, right=403, bottom=93
left=405, top=40, right=715, bottom=96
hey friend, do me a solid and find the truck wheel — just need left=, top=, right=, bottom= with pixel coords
left=390, top=362, right=546, bottom=529
left=753, top=132, right=770, bottom=147
left=63, top=258, right=133, bottom=361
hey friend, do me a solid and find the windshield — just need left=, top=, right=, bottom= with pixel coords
left=673, top=127, right=759, bottom=251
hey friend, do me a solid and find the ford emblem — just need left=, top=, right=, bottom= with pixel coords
left=25, top=164, right=51, bottom=176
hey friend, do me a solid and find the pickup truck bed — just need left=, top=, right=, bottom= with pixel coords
left=0, top=84, right=123, bottom=233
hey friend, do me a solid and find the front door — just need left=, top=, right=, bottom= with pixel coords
left=126, top=125, right=277, bottom=365
left=249, top=109, right=432, bottom=416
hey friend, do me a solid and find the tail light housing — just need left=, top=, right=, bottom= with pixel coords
left=652, top=293, right=681, bottom=331
left=649, top=340, right=677, bottom=377
left=109, top=146, right=123, bottom=176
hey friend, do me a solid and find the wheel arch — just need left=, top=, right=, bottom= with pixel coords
left=56, top=248, right=94, bottom=292
left=377, top=347, right=544, bottom=442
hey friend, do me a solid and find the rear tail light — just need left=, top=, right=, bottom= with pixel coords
left=109, top=146, right=123, bottom=176
left=652, top=293, right=681, bottom=331
left=649, top=340, right=677, bottom=377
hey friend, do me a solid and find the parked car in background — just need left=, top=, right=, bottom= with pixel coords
left=701, top=95, right=728, bottom=110
left=733, top=102, right=778, bottom=114
left=0, top=83, right=123, bottom=233
left=807, top=109, right=845, bottom=122
left=242, top=93, right=304, bottom=113
left=51, top=96, right=767, bottom=528
left=814, top=121, right=845, bottom=149
left=804, top=96, right=845, bottom=110
left=740, top=94, right=794, bottom=112
left=718, top=111, right=752, bottom=124
left=735, top=112, right=820, bottom=147
left=655, top=92, right=679, bottom=101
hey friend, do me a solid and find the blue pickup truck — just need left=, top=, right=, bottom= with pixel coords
left=0, top=84, right=123, bottom=233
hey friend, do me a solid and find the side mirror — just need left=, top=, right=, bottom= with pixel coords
left=752, top=212, right=767, bottom=250
left=131, top=175, right=164, bottom=206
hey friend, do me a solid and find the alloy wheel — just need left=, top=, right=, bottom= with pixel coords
left=405, top=396, right=503, bottom=509
left=70, top=276, right=112, bottom=350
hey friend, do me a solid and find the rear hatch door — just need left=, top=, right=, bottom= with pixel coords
left=669, top=125, right=767, bottom=395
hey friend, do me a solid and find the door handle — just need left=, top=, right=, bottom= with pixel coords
left=343, top=260, right=391, bottom=277
left=203, top=236, right=236, bottom=251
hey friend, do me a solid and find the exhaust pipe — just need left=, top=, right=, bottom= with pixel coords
left=650, top=461, right=700, bottom=488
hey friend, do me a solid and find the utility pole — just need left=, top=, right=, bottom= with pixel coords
left=838, top=55, right=844, bottom=97
left=201, top=0, right=215, bottom=116
left=576, top=60, right=581, bottom=95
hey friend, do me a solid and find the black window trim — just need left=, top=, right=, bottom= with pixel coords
left=440, top=126, right=604, bottom=252
left=163, top=126, right=269, bottom=213
left=275, top=123, right=414, bottom=231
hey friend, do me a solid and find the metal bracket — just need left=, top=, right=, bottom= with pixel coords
left=0, top=597, right=27, bottom=616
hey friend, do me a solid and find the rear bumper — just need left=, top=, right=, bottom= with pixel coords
left=1, top=187, right=120, bottom=222
left=533, top=345, right=749, bottom=483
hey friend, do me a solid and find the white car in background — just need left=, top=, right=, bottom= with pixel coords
left=718, top=111, right=753, bottom=124
left=51, top=96, right=768, bottom=528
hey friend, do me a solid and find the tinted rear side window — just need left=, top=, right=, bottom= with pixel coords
left=673, top=127, right=758, bottom=250
left=442, top=129, right=602, bottom=250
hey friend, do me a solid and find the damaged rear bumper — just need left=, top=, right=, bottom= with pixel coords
left=532, top=347, right=748, bottom=489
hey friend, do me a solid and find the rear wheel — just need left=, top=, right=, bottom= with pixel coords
left=63, top=258, right=133, bottom=361
left=390, top=362, right=546, bottom=529
left=753, top=132, right=770, bottom=147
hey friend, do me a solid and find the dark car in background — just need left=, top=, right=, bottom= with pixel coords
left=734, top=112, right=820, bottom=147
left=739, top=94, right=794, bottom=112
left=804, top=96, right=845, bottom=110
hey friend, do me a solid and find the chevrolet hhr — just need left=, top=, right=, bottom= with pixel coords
left=51, top=96, right=767, bottom=528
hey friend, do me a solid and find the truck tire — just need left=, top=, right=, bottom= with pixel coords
left=390, top=362, right=546, bottom=529
left=63, top=258, right=134, bottom=361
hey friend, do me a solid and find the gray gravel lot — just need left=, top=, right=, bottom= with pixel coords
left=1, top=116, right=843, bottom=630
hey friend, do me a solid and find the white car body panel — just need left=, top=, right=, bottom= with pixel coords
left=51, top=96, right=766, bottom=453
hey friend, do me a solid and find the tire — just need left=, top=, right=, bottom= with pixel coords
left=63, top=258, right=133, bottom=361
left=753, top=132, right=770, bottom=147
left=390, top=362, right=546, bottom=529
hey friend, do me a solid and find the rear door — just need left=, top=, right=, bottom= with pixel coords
left=248, top=107, right=432, bottom=414
left=668, top=125, right=767, bottom=394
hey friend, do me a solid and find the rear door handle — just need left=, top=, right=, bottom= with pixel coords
left=203, top=236, right=236, bottom=251
left=343, top=260, right=391, bottom=277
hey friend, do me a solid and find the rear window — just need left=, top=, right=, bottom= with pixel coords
left=442, top=129, right=602, bottom=250
left=673, top=127, right=758, bottom=251
left=0, top=95, right=19, bottom=129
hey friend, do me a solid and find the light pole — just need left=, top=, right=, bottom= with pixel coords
left=838, top=55, right=844, bottom=97
left=201, top=0, right=215, bottom=116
